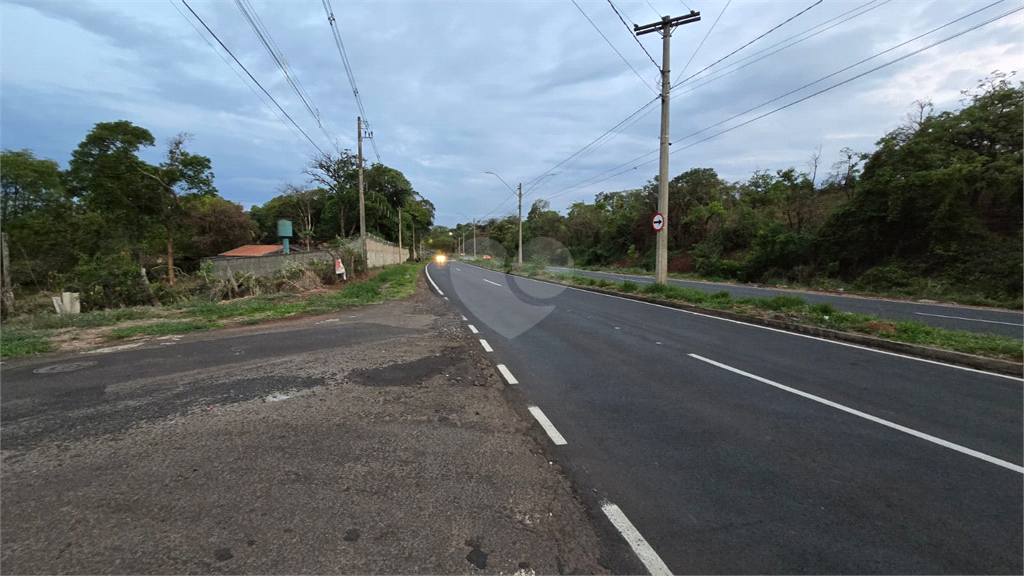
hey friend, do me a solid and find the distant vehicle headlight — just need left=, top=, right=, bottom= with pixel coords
left=435, top=254, right=447, bottom=264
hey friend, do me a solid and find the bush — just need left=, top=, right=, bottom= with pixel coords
left=62, top=252, right=152, bottom=311
left=854, top=265, right=916, bottom=292
left=620, top=281, right=639, bottom=293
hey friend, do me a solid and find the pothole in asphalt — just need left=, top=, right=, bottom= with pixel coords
left=347, top=354, right=459, bottom=387
left=33, top=361, right=97, bottom=374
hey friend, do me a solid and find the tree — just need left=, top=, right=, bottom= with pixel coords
left=136, top=133, right=217, bottom=284
left=1, top=150, right=66, bottom=221
left=66, top=120, right=158, bottom=252
left=182, top=196, right=260, bottom=259
left=305, top=150, right=360, bottom=239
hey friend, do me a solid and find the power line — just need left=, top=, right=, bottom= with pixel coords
left=666, top=4, right=1022, bottom=155
left=673, top=0, right=823, bottom=88
left=670, top=0, right=1008, bottom=147
left=538, top=3, right=1018, bottom=203
left=168, top=0, right=313, bottom=156
left=522, top=0, right=886, bottom=202
left=643, top=0, right=661, bottom=19
left=607, top=0, right=661, bottom=71
left=234, top=0, right=338, bottom=147
left=676, top=0, right=729, bottom=84
left=678, top=0, right=693, bottom=13
left=673, top=0, right=888, bottom=96
left=179, top=0, right=326, bottom=156
left=523, top=96, right=660, bottom=195
left=322, top=0, right=381, bottom=162
left=573, top=0, right=659, bottom=94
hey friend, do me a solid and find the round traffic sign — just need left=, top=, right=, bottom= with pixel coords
left=651, top=212, right=665, bottom=232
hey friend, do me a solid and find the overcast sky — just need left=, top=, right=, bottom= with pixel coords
left=2, top=0, right=1021, bottom=227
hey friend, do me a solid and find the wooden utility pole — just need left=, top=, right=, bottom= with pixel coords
left=357, top=116, right=368, bottom=265
left=635, top=11, right=700, bottom=284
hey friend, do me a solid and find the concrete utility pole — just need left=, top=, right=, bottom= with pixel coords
left=398, top=206, right=403, bottom=258
left=635, top=11, right=700, bottom=284
left=357, top=116, right=367, bottom=265
left=517, top=182, right=523, bottom=266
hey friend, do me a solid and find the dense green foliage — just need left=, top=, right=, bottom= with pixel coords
left=2, top=120, right=431, bottom=317
left=461, top=75, right=1022, bottom=307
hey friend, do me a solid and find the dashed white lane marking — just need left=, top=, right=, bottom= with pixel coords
left=614, top=327, right=620, bottom=330
left=461, top=315, right=468, bottom=321
left=424, top=264, right=444, bottom=296
left=483, top=278, right=502, bottom=286
left=455, top=267, right=463, bottom=271
left=444, top=297, right=449, bottom=300
left=601, top=502, right=672, bottom=576
left=914, top=312, right=1022, bottom=326
left=468, top=324, right=479, bottom=334
left=689, top=353, right=1024, bottom=474
left=528, top=406, right=568, bottom=445
left=480, top=339, right=493, bottom=352
left=497, top=364, right=519, bottom=384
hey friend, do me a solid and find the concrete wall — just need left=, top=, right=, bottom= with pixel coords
left=204, top=235, right=419, bottom=279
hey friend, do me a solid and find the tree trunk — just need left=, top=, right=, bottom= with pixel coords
left=167, top=233, right=175, bottom=286
left=1, top=232, right=14, bottom=318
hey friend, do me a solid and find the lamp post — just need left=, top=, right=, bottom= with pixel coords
left=485, top=171, right=522, bottom=267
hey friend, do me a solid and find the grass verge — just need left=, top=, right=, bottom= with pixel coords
left=545, top=272, right=1023, bottom=362
left=0, top=262, right=427, bottom=359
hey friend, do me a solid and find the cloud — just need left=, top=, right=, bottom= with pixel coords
left=1, top=0, right=1021, bottom=223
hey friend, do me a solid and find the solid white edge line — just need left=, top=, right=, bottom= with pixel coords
left=689, top=353, right=1024, bottom=474
left=483, top=278, right=502, bottom=286
left=914, top=312, right=1023, bottom=326
left=600, top=502, right=672, bottom=576
left=468, top=324, right=479, bottom=334
left=479, top=339, right=493, bottom=352
left=527, top=406, right=568, bottom=445
left=461, top=264, right=1019, bottom=382
left=497, top=364, right=519, bottom=384
left=423, top=263, right=444, bottom=296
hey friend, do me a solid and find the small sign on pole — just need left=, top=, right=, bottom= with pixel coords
left=651, top=212, right=665, bottom=232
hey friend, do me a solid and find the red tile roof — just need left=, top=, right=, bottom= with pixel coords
left=218, top=244, right=284, bottom=257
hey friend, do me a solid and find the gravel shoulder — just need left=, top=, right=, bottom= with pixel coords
left=0, top=277, right=609, bottom=575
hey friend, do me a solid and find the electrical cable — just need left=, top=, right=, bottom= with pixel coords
left=607, top=0, right=661, bottom=71
left=169, top=0, right=312, bottom=156
left=179, top=0, right=326, bottom=156
left=573, top=0, right=659, bottom=94
left=322, top=0, right=381, bottom=162
left=673, top=0, right=823, bottom=88
left=538, top=3, right=1018, bottom=203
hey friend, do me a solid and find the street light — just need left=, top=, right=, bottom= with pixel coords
left=456, top=212, right=477, bottom=259
left=486, top=171, right=522, bottom=266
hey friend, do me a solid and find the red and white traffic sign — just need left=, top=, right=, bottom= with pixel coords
left=651, top=212, right=665, bottom=232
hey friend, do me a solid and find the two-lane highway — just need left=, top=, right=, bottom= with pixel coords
left=549, top=267, right=1024, bottom=338
left=429, top=261, right=1023, bottom=574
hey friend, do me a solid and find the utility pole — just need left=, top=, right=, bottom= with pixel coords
left=517, top=182, right=523, bottom=267
left=398, top=206, right=403, bottom=259
left=472, top=218, right=477, bottom=259
left=635, top=11, right=700, bottom=284
left=357, top=116, right=367, bottom=265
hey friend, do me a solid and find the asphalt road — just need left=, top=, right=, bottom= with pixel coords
left=431, top=261, right=1023, bottom=574
left=548, top=267, right=1024, bottom=338
left=0, top=292, right=608, bottom=574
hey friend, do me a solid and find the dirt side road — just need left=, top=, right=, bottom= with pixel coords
left=1, top=277, right=609, bottom=575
